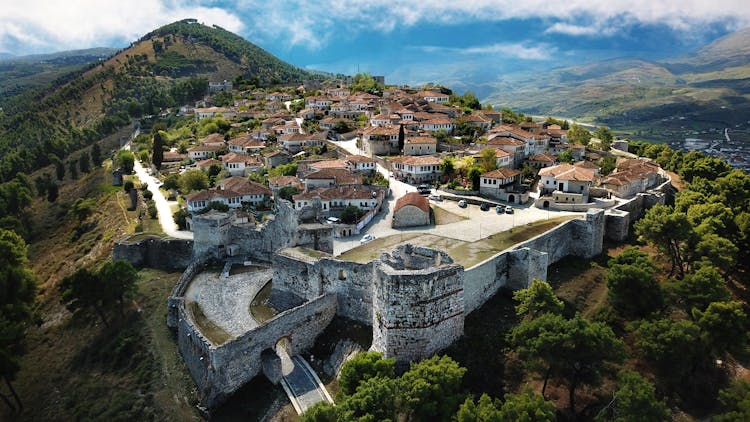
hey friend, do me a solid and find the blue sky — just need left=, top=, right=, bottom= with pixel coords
left=1, top=0, right=748, bottom=87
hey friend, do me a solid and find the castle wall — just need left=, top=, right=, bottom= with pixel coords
left=113, top=237, right=193, bottom=270
left=205, top=294, right=337, bottom=407
left=371, top=257, right=464, bottom=364
left=271, top=251, right=374, bottom=324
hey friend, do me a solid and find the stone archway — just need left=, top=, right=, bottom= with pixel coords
left=543, top=200, right=550, bottom=208
left=508, top=194, right=515, bottom=203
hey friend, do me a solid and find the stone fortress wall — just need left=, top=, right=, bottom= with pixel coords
left=158, top=183, right=671, bottom=410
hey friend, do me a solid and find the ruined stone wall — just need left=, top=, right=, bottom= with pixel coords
left=371, top=251, right=464, bottom=364
left=271, top=250, right=374, bottom=324
left=113, top=236, right=193, bottom=271
left=204, top=294, right=337, bottom=407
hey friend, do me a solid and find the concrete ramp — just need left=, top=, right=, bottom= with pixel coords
left=278, top=351, right=334, bottom=414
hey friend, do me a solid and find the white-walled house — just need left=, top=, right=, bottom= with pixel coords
left=390, top=155, right=442, bottom=183
left=346, top=155, right=378, bottom=173
left=188, top=144, right=224, bottom=160
left=293, top=186, right=379, bottom=212
left=479, top=168, right=528, bottom=204
left=538, top=164, right=597, bottom=204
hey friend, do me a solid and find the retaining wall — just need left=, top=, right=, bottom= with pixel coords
left=113, top=236, right=193, bottom=270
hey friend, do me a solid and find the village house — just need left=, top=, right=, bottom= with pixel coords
left=263, top=150, right=291, bottom=168
left=221, top=153, right=262, bottom=176
left=390, top=155, right=442, bottom=184
left=420, top=118, right=455, bottom=133
left=485, top=137, right=528, bottom=168
left=194, top=107, right=236, bottom=121
left=548, top=143, right=585, bottom=161
left=491, top=125, right=549, bottom=155
left=199, top=133, right=226, bottom=146
left=208, top=80, right=232, bottom=93
left=268, top=175, right=304, bottom=195
left=417, top=90, right=450, bottom=104
left=188, top=144, right=224, bottom=161
left=301, top=168, right=363, bottom=190
left=538, top=163, right=597, bottom=204
left=600, top=159, right=662, bottom=198
left=292, top=186, right=379, bottom=213
left=362, top=125, right=400, bottom=156
left=473, top=148, right=512, bottom=169
left=195, top=158, right=223, bottom=172
left=227, top=136, right=265, bottom=155
left=219, top=176, right=272, bottom=205
left=479, top=168, right=528, bottom=204
left=266, top=92, right=292, bottom=102
left=345, top=155, right=378, bottom=173
left=404, top=136, right=438, bottom=156
left=186, top=189, right=242, bottom=213
left=527, top=153, right=557, bottom=169
left=278, top=132, right=326, bottom=153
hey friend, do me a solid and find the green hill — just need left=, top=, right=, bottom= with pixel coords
left=484, top=29, right=750, bottom=129
left=0, top=19, right=318, bottom=183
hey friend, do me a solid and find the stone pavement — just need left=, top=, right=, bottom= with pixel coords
left=184, top=268, right=273, bottom=337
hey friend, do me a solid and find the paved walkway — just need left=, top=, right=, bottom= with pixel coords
left=184, top=267, right=273, bottom=336
left=130, top=149, right=193, bottom=239
left=279, top=352, right=333, bottom=414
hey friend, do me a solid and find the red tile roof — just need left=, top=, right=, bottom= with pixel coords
left=394, top=192, right=430, bottom=213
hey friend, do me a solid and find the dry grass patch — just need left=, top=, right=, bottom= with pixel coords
left=339, top=216, right=578, bottom=267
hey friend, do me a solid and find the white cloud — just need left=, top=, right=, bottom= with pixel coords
left=417, top=42, right=555, bottom=60
left=0, top=0, right=243, bottom=54
left=3, top=0, right=750, bottom=54
left=228, top=0, right=750, bottom=48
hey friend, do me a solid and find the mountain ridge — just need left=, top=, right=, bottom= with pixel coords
left=482, top=28, right=750, bottom=128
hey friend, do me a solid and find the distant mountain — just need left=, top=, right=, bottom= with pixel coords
left=483, top=28, right=750, bottom=129
left=0, top=19, right=319, bottom=182
left=0, top=47, right=119, bottom=102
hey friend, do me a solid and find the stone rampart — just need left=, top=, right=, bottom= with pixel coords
left=203, top=293, right=337, bottom=407
left=371, top=246, right=464, bottom=364
left=113, top=236, right=193, bottom=270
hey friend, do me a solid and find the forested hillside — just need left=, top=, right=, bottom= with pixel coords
left=0, top=19, right=316, bottom=185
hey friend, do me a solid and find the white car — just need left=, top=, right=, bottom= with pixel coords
left=360, top=234, right=376, bottom=244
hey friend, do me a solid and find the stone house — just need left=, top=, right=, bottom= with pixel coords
left=404, top=136, right=438, bottom=156
left=392, top=193, right=431, bottom=228
left=362, top=125, right=400, bottom=156
left=301, top=168, right=362, bottom=190
left=263, top=150, right=291, bottom=168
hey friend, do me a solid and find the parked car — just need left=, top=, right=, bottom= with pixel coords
left=417, top=184, right=431, bottom=195
left=326, top=216, right=341, bottom=224
left=505, top=206, right=514, bottom=214
left=480, top=202, right=490, bottom=211
left=496, top=205, right=503, bottom=214
left=428, top=194, right=443, bottom=202
left=360, top=234, right=375, bottom=244
left=458, top=200, right=467, bottom=208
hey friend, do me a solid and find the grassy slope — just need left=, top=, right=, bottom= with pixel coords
left=0, top=135, right=201, bottom=419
